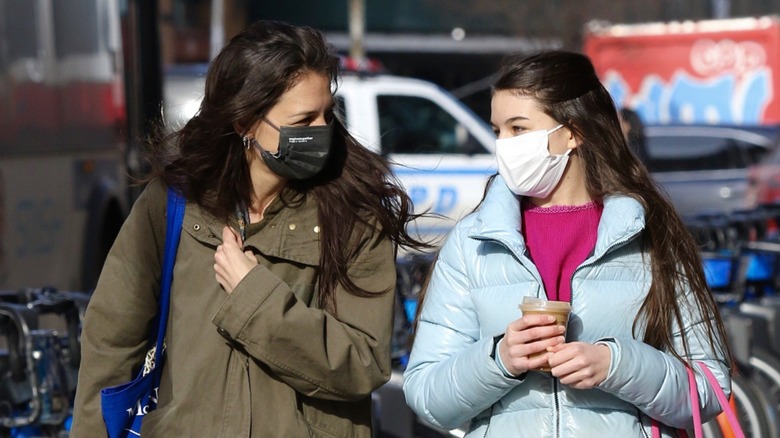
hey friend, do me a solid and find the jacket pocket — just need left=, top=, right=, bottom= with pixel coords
left=296, top=392, right=371, bottom=438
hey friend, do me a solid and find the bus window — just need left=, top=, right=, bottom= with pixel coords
left=6, top=1, right=38, bottom=62
left=53, top=1, right=101, bottom=57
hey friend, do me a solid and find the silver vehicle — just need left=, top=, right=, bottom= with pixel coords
left=645, top=125, right=778, bottom=217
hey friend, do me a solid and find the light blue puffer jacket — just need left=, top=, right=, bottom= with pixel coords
left=403, top=177, right=730, bottom=438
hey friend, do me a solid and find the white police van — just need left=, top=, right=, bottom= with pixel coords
left=335, top=73, right=495, bottom=240
left=164, top=66, right=497, bottom=242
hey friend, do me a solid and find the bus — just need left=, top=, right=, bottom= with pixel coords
left=0, top=0, right=160, bottom=292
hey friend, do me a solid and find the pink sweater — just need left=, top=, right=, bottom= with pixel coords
left=521, top=201, right=603, bottom=302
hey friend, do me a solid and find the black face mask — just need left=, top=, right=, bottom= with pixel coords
left=254, top=119, right=334, bottom=180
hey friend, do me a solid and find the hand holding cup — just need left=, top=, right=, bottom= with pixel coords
left=498, top=297, right=571, bottom=375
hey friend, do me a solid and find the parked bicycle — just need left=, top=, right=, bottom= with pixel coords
left=0, top=288, right=89, bottom=438
left=690, top=204, right=780, bottom=437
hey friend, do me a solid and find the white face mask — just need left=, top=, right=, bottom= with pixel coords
left=495, top=124, right=569, bottom=198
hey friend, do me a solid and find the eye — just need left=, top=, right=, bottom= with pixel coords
left=511, top=125, right=525, bottom=135
left=294, top=108, right=335, bottom=126
left=289, top=115, right=315, bottom=127
left=296, top=117, right=314, bottom=126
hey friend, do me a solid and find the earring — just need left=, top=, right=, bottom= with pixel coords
left=242, top=136, right=251, bottom=150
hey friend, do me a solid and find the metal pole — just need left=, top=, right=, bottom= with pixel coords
left=210, top=0, right=225, bottom=61
left=712, top=0, right=730, bottom=18
left=348, top=0, right=365, bottom=61
left=125, top=0, right=162, bottom=203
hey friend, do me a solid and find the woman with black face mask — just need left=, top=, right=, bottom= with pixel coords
left=71, top=20, right=428, bottom=437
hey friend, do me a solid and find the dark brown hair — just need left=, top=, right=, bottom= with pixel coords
left=149, top=20, right=429, bottom=312
left=487, top=50, right=731, bottom=365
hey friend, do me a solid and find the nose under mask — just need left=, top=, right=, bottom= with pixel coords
left=494, top=124, right=569, bottom=198
left=253, top=120, right=334, bottom=180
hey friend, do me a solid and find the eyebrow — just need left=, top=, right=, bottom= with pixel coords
left=490, top=115, right=530, bottom=127
left=505, top=116, right=530, bottom=123
left=288, top=102, right=336, bottom=120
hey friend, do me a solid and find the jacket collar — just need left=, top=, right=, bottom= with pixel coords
left=468, top=177, right=527, bottom=259
left=468, top=176, right=646, bottom=259
left=183, top=192, right=321, bottom=266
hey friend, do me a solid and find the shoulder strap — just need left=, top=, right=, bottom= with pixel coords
left=651, top=366, right=697, bottom=438
left=152, top=188, right=186, bottom=358
left=688, top=365, right=701, bottom=438
left=696, top=362, right=745, bottom=438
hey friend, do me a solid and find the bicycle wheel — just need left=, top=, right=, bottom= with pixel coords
left=729, top=374, right=775, bottom=438
left=702, top=420, right=725, bottom=438
left=746, top=349, right=780, bottom=437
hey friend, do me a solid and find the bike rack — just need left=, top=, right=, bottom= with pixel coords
left=0, top=288, right=90, bottom=433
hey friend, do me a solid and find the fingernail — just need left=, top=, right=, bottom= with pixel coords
left=558, top=326, right=565, bottom=333
left=547, top=316, right=555, bottom=323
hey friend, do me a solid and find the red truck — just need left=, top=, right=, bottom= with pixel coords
left=583, top=16, right=780, bottom=126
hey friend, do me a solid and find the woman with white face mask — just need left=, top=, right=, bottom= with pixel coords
left=403, top=51, right=733, bottom=437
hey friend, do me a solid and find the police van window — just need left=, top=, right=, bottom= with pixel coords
left=377, top=95, right=486, bottom=155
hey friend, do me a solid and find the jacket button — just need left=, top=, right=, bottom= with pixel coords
left=193, top=224, right=201, bottom=231
left=313, top=226, right=320, bottom=233
left=288, top=223, right=297, bottom=230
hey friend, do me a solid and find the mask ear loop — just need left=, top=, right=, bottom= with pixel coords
left=547, top=124, right=564, bottom=134
left=267, top=146, right=283, bottom=159
left=548, top=124, right=571, bottom=157
left=261, top=117, right=284, bottom=158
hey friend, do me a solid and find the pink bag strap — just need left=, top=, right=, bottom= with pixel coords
left=689, top=364, right=702, bottom=438
left=696, top=362, right=744, bottom=438
left=650, top=361, right=743, bottom=438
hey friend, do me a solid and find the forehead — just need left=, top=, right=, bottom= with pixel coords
left=271, top=71, right=333, bottom=114
left=490, top=90, right=543, bottom=121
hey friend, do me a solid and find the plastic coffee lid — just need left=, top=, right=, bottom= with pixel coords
left=518, top=297, right=571, bottom=310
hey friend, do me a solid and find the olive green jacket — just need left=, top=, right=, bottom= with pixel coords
left=71, top=181, right=396, bottom=437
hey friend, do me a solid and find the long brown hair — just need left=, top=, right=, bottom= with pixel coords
left=148, top=20, right=429, bottom=312
left=489, top=50, right=731, bottom=364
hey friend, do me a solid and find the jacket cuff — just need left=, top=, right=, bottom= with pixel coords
left=490, top=335, right=526, bottom=381
left=595, top=338, right=619, bottom=386
left=212, top=264, right=283, bottom=340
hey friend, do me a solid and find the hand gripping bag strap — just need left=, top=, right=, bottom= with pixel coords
left=651, top=361, right=743, bottom=438
left=100, top=187, right=185, bottom=438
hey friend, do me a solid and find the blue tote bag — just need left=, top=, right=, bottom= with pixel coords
left=99, top=188, right=185, bottom=438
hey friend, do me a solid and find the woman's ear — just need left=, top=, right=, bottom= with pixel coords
left=565, top=124, right=581, bottom=151
left=236, top=119, right=263, bottom=139
left=233, top=122, right=246, bottom=137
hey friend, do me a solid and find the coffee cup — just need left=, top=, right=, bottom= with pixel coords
left=518, top=296, right=572, bottom=372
